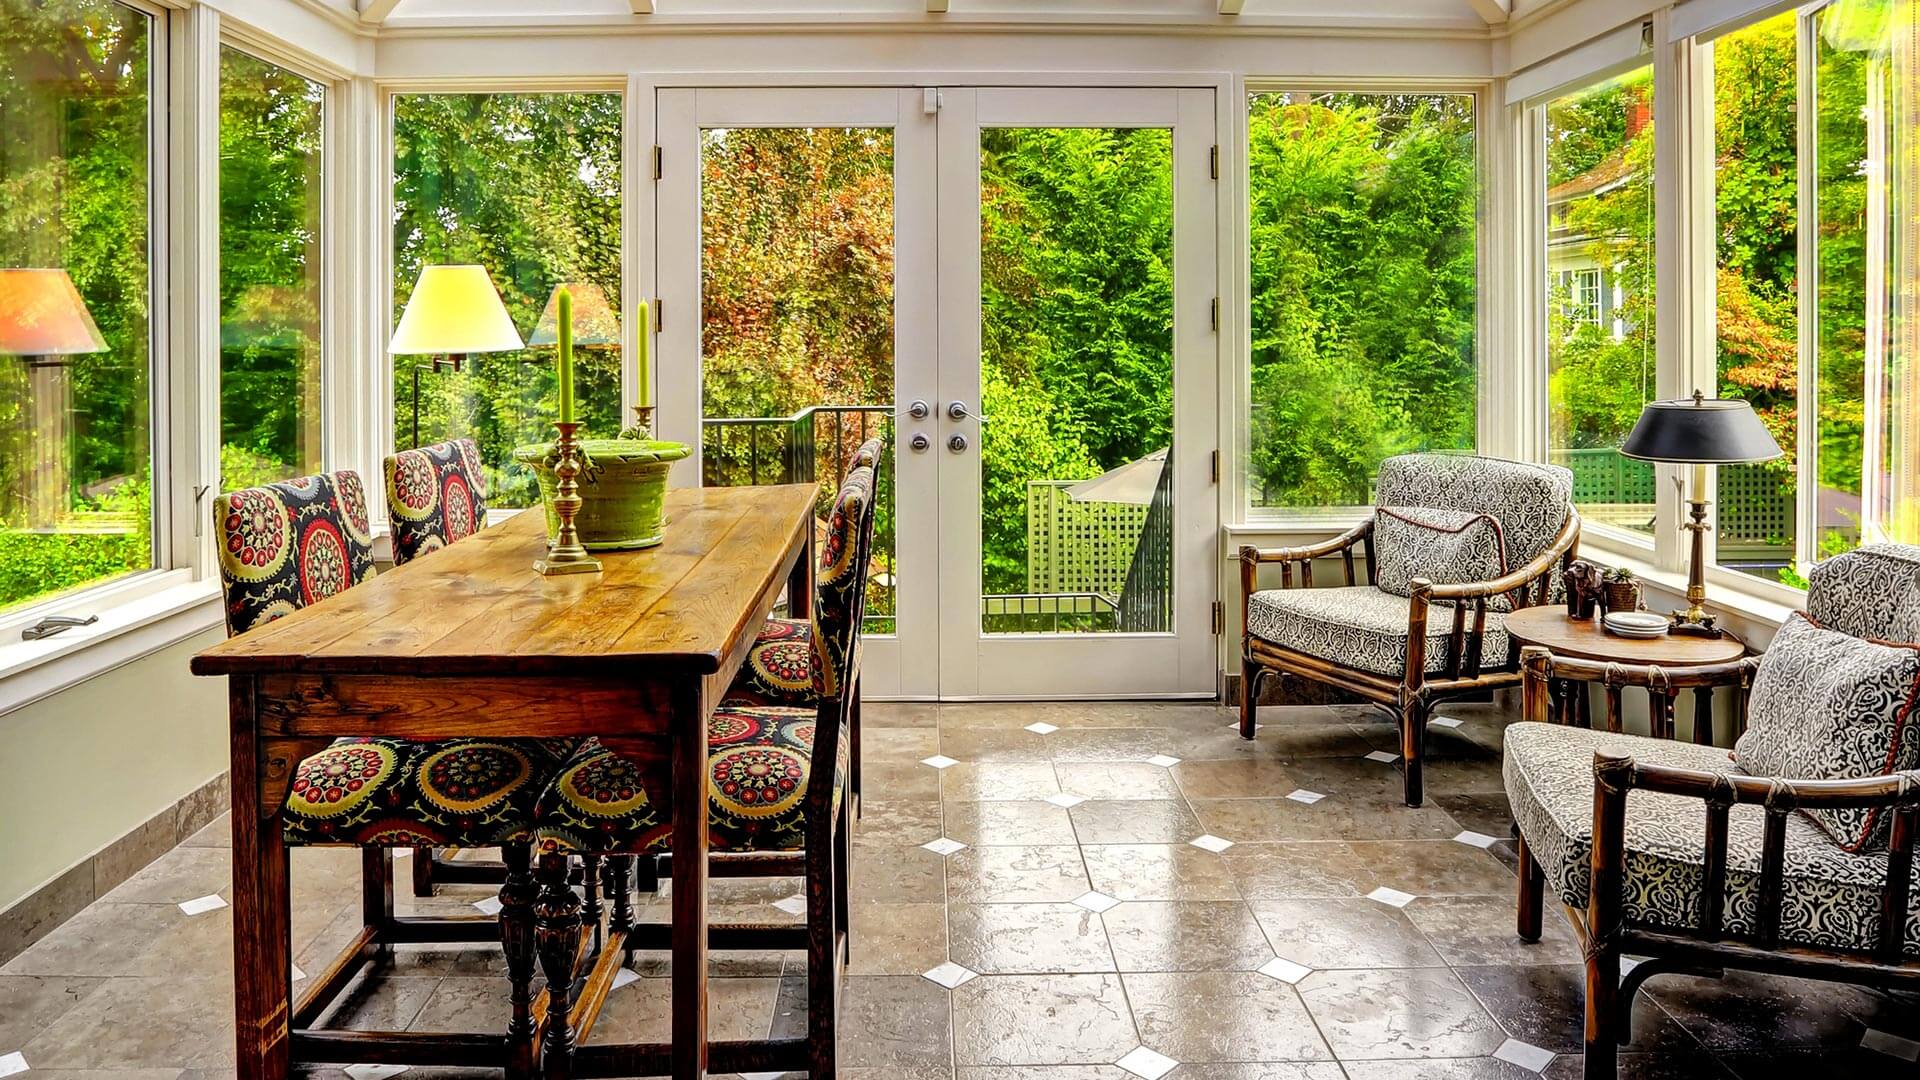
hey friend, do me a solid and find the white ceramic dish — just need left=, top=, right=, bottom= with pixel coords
left=1603, top=611, right=1670, bottom=638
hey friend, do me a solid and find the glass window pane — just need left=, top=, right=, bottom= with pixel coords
left=220, top=47, right=323, bottom=488
left=1546, top=65, right=1658, bottom=536
left=697, top=127, right=897, bottom=633
left=391, top=92, right=622, bottom=508
left=1712, top=11, right=1800, bottom=582
left=1246, top=91, right=1477, bottom=510
left=0, top=1, right=154, bottom=611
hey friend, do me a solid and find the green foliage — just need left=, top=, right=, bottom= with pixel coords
left=979, top=364, right=1100, bottom=594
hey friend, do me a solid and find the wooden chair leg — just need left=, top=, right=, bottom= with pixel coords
left=1239, top=657, right=1260, bottom=739
left=535, top=851, right=581, bottom=1080
left=1584, top=937, right=1621, bottom=1079
left=606, top=855, right=635, bottom=964
left=411, top=847, right=435, bottom=897
left=499, top=841, right=538, bottom=1080
left=834, top=802, right=852, bottom=966
left=807, top=829, right=841, bottom=1079
left=582, top=854, right=603, bottom=951
left=851, top=676, right=864, bottom=819
left=1399, top=696, right=1427, bottom=808
left=1516, top=834, right=1545, bottom=944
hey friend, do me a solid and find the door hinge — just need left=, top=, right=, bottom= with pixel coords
left=1210, top=297, right=1219, bottom=332
left=652, top=145, right=663, bottom=180
left=1210, top=449, right=1219, bottom=484
left=1210, top=144, right=1219, bottom=180
left=1211, top=600, right=1225, bottom=636
left=653, top=296, right=663, bottom=332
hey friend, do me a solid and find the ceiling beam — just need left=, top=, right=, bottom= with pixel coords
left=1466, top=0, right=1510, bottom=23
left=357, top=0, right=402, bottom=24
left=1217, top=0, right=1244, bottom=12
left=629, top=0, right=654, bottom=11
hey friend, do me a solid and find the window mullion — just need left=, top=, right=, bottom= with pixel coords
left=1794, top=7, right=1819, bottom=572
left=166, top=3, right=220, bottom=583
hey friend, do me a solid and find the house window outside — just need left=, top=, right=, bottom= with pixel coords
left=391, top=92, right=623, bottom=508
left=1545, top=64, right=1658, bottom=538
left=220, top=47, right=325, bottom=489
left=1245, top=90, right=1478, bottom=511
left=0, top=0, right=156, bottom=613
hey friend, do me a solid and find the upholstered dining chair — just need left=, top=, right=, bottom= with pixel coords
left=1239, top=452, right=1581, bottom=807
left=214, top=470, right=569, bottom=1076
left=524, top=458, right=881, bottom=1078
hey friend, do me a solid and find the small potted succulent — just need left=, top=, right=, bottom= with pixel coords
left=1603, top=565, right=1642, bottom=614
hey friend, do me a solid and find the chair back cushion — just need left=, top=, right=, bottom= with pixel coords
left=1733, top=611, right=1920, bottom=852
left=215, top=471, right=376, bottom=635
left=812, top=462, right=877, bottom=698
left=1374, top=453, right=1573, bottom=573
left=1807, top=543, right=1920, bottom=644
left=1372, top=506, right=1509, bottom=605
left=385, top=438, right=489, bottom=566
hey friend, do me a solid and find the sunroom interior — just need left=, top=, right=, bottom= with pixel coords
left=4, top=0, right=1920, bottom=1077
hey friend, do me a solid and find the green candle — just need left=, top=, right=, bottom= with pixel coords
left=556, top=286, right=574, bottom=424
left=637, top=295, right=652, bottom=408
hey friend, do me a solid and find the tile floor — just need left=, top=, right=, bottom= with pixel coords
left=6, top=701, right=1920, bottom=1080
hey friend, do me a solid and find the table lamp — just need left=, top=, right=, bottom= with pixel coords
left=1619, top=390, right=1784, bottom=636
left=528, top=281, right=619, bottom=350
left=390, top=265, right=525, bottom=448
left=0, top=268, right=108, bottom=367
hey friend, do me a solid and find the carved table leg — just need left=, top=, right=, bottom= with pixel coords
left=605, top=855, right=635, bottom=964
left=500, top=841, right=538, bottom=1080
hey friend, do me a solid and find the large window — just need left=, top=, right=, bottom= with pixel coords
left=391, top=92, right=622, bottom=508
left=1546, top=65, right=1659, bottom=538
left=220, top=47, right=324, bottom=489
left=0, top=0, right=155, bottom=612
left=1246, top=90, right=1478, bottom=510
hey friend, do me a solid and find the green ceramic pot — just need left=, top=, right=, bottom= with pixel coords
left=512, top=436, right=692, bottom=551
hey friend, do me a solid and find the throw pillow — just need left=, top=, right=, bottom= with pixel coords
left=1733, top=611, right=1920, bottom=852
left=1372, top=505, right=1509, bottom=606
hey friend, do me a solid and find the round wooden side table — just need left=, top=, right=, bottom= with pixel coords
left=1505, top=606, right=1747, bottom=740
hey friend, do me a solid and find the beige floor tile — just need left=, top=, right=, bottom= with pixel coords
left=1068, top=800, right=1203, bottom=845
left=1124, top=970, right=1333, bottom=1062
left=952, top=973, right=1137, bottom=1066
left=942, top=763, right=1064, bottom=802
left=948, top=903, right=1113, bottom=974
left=837, top=974, right=954, bottom=1070
left=945, top=846, right=1090, bottom=904
left=943, top=801, right=1079, bottom=847
left=1295, top=967, right=1505, bottom=1061
left=1168, top=758, right=1300, bottom=800
left=1248, top=899, right=1446, bottom=970
left=1055, top=762, right=1181, bottom=802
left=1080, top=844, right=1241, bottom=902
left=0, top=975, right=105, bottom=1052
left=1189, top=797, right=1461, bottom=843
left=1101, top=901, right=1274, bottom=973
left=20, top=977, right=236, bottom=1069
left=848, top=902, right=949, bottom=976
left=1400, top=895, right=1583, bottom=967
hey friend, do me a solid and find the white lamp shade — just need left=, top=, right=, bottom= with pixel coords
left=389, top=265, right=525, bottom=355
left=0, top=269, right=108, bottom=356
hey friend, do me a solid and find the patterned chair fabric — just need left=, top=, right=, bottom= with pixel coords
left=1372, top=506, right=1510, bottom=606
left=1373, top=453, right=1574, bottom=575
left=385, top=438, right=489, bottom=566
left=1807, top=543, right=1920, bottom=644
left=1503, top=722, right=1920, bottom=957
left=530, top=704, right=850, bottom=854
left=728, top=441, right=884, bottom=708
left=214, top=471, right=377, bottom=635
left=1245, top=585, right=1511, bottom=678
left=216, top=469, right=561, bottom=847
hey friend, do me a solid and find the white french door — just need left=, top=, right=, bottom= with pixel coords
left=657, top=84, right=1217, bottom=699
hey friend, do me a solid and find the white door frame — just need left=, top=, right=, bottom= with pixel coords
left=935, top=86, right=1219, bottom=700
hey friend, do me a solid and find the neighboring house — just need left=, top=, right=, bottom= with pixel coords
left=1546, top=97, right=1651, bottom=343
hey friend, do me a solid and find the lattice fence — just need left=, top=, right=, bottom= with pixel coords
left=1026, top=481, right=1149, bottom=598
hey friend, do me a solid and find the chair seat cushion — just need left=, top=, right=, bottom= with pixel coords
left=1245, top=585, right=1510, bottom=677
left=531, top=704, right=847, bottom=854
left=283, top=738, right=568, bottom=847
left=726, top=618, right=823, bottom=708
left=1503, top=722, right=1920, bottom=957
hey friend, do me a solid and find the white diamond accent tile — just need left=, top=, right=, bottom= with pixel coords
left=1145, top=755, right=1182, bottom=768
left=1189, top=834, right=1234, bottom=853
left=392, top=848, right=413, bottom=858
left=921, top=837, right=968, bottom=857
left=472, top=896, right=503, bottom=916
left=921, top=754, right=959, bottom=769
left=1363, top=750, right=1399, bottom=764
left=291, top=964, right=307, bottom=983
left=1072, top=890, right=1121, bottom=914
left=921, top=961, right=978, bottom=989
left=1115, top=1045, right=1179, bottom=1080
left=1492, top=1038, right=1556, bottom=1073
left=740, top=1074, right=787, bottom=1080
left=1044, top=792, right=1088, bottom=808
left=179, top=894, right=228, bottom=916
left=0, top=1053, right=27, bottom=1079
left=612, top=967, right=640, bottom=990
left=1025, top=722, right=1059, bottom=734
left=344, top=1065, right=410, bottom=1080
left=1257, top=956, right=1313, bottom=984
left=772, top=893, right=808, bottom=915
left=1453, top=830, right=1500, bottom=849
left=1431, top=716, right=1464, bottom=729
left=1366, top=886, right=1416, bottom=908
left=1285, top=789, right=1326, bottom=805
left=1863, top=1029, right=1920, bottom=1062
left=1226, top=720, right=1261, bottom=731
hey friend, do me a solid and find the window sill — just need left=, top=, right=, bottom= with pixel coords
left=0, top=577, right=224, bottom=718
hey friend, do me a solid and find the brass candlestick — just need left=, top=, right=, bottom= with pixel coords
left=535, top=421, right=603, bottom=576
left=622, top=404, right=656, bottom=440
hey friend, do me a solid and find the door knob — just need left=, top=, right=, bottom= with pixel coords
left=948, top=434, right=969, bottom=453
left=909, top=432, right=931, bottom=452
left=947, top=401, right=990, bottom=424
left=907, top=400, right=932, bottom=420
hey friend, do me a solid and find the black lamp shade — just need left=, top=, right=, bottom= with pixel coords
left=1619, top=396, right=1784, bottom=465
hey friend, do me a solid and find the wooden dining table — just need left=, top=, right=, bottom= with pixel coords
left=191, top=482, right=820, bottom=1080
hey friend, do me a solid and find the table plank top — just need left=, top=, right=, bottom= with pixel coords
left=191, top=483, right=818, bottom=679
left=1504, top=604, right=1746, bottom=666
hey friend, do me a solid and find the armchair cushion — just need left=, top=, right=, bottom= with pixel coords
left=1373, top=506, right=1510, bottom=608
left=1246, top=585, right=1510, bottom=678
left=1807, top=543, right=1920, bottom=645
left=1504, top=722, right=1920, bottom=957
left=1732, top=612, right=1920, bottom=851
left=1374, top=454, right=1572, bottom=574
left=283, top=737, right=568, bottom=847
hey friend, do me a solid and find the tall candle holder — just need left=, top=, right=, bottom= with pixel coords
left=623, top=404, right=656, bottom=440
left=534, top=421, right=603, bottom=576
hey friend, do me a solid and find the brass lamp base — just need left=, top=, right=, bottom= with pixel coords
left=1671, top=495, right=1724, bottom=638
left=536, top=420, right=603, bottom=577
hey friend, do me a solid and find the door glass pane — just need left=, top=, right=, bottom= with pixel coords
left=979, top=127, right=1173, bottom=634
left=1546, top=65, right=1658, bottom=536
left=697, top=127, right=897, bottom=633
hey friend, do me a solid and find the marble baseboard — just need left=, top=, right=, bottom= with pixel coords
left=0, top=770, right=228, bottom=966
